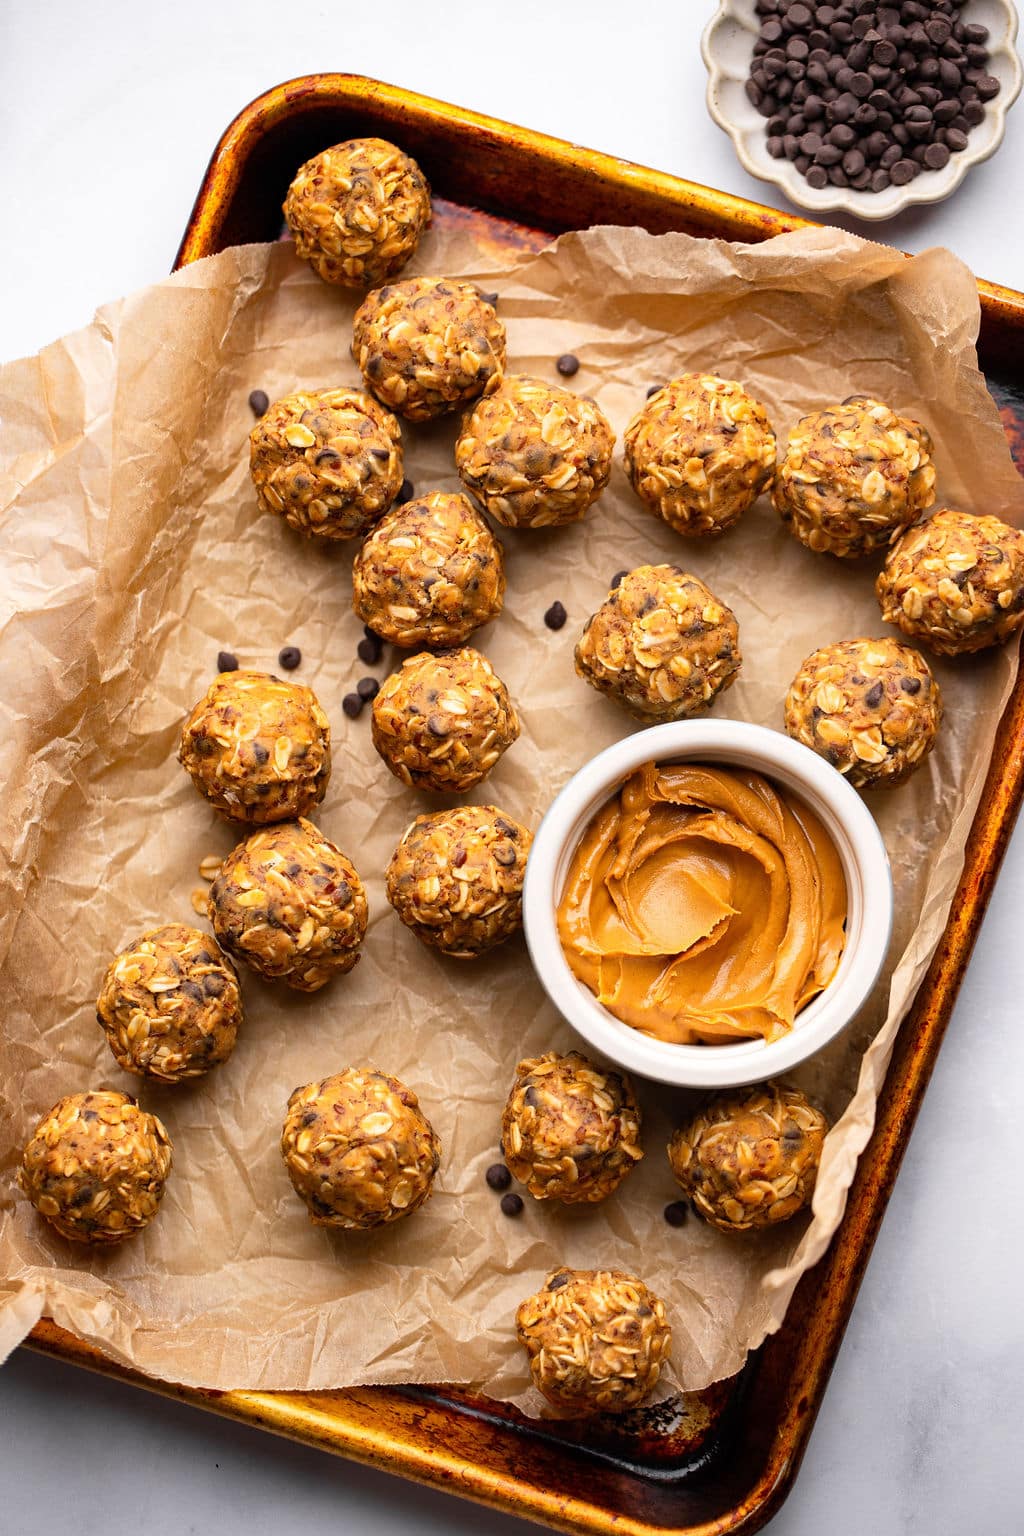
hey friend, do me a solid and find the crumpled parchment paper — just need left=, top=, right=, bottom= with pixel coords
left=2, top=220, right=1022, bottom=1407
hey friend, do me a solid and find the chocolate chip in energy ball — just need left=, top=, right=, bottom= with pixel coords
left=342, top=692, right=364, bottom=719
left=500, top=1191, right=524, bottom=1217
left=556, top=353, right=580, bottom=377
left=544, top=601, right=567, bottom=631
left=217, top=650, right=239, bottom=673
left=486, top=1162, right=512, bottom=1192
left=746, top=1, right=1002, bottom=195
left=248, top=389, right=269, bottom=417
left=610, top=569, right=628, bottom=590
left=278, top=645, right=301, bottom=671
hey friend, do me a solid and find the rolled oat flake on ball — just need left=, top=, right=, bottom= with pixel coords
left=516, top=1268, right=672, bottom=1416
left=352, top=491, right=506, bottom=649
left=283, top=137, right=431, bottom=288
left=249, top=387, right=403, bottom=542
left=281, top=1064, right=441, bottom=1229
left=18, top=1090, right=173, bottom=1245
left=876, top=507, right=1024, bottom=656
left=352, top=276, right=506, bottom=422
left=96, top=922, right=242, bottom=1082
left=178, top=670, right=331, bottom=825
left=574, top=564, right=741, bottom=721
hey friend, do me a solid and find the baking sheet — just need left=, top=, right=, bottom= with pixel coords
left=2, top=220, right=1022, bottom=1405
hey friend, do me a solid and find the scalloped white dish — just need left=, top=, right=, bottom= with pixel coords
left=702, top=0, right=1022, bottom=221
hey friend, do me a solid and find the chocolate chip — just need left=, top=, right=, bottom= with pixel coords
left=217, top=650, right=238, bottom=673
left=806, top=165, right=829, bottom=187
left=976, top=75, right=1001, bottom=102
left=924, top=141, right=950, bottom=169
left=864, top=681, right=884, bottom=708
left=556, top=353, right=580, bottom=377
left=891, top=158, right=917, bottom=185
left=278, top=646, right=301, bottom=671
left=356, top=676, right=379, bottom=702
left=248, top=389, right=269, bottom=417
left=499, top=1192, right=524, bottom=1218
left=342, top=693, right=363, bottom=719
left=356, top=634, right=382, bottom=666
left=610, top=569, right=628, bottom=590
left=486, top=1163, right=512, bottom=1192
left=547, top=1270, right=570, bottom=1290
left=544, top=600, right=567, bottom=631
left=479, top=291, right=499, bottom=307
left=646, top=383, right=663, bottom=398
left=663, top=1201, right=689, bottom=1228
left=395, top=478, right=415, bottom=505
left=901, top=675, right=922, bottom=695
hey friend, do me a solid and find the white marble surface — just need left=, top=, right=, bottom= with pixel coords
left=2, top=3, right=1023, bottom=1532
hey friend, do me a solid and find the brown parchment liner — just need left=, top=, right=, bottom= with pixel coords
left=1, top=223, right=1022, bottom=1408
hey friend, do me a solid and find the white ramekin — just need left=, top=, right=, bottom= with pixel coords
left=522, top=719, right=893, bottom=1089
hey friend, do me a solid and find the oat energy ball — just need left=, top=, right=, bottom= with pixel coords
left=575, top=565, right=741, bottom=721
left=501, top=1051, right=643, bottom=1204
left=516, top=1268, right=671, bottom=1417
left=455, top=373, right=615, bottom=528
left=249, top=387, right=403, bottom=541
left=624, top=374, right=776, bottom=536
left=371, top=647, right=520, bottom=792
left=179, top=671, right=331, bottom=825
left=352, top=491, right=505, bottom=648
left=283, top=138, right=431, bottom=288
left=876, top=508, right=1024, bottom=656
left=352, top=277, right=506, bottom=422
left=96, top=923, right=242, bottom=1082
left=773, top=397, right=936, bottom=559
left=209, top=819, right=367, bottom=991
left=18, top=1090, right=172, bottom=1245
left=386, top=804, right=531, bottom=956
left=785, top=637, right=942, bottom=789
left=282, top=1065, right=441, bottom=1229
left=668, top=1081, right=827, bottom=1234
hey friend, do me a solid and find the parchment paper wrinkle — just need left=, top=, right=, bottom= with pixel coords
left=2, top=223, right=1022, bottom=1406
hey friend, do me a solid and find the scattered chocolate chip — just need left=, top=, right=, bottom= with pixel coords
left=544, top=600, right=567, bottom=631
left=479, top=291, right=499, bottom=307
left=357, top=634, right=383, bottom=666
left=663, top=1201, right=689, bottom=1228
left=610, top=569, right=629, bottom=590
left=248, top=389, right=269, bottom=417
left=556, top=352, right=580, bottom=377
left=342, top=692, right=363, bottom=719
left=486, top=1163, right=512, bottom=1192
left=278, top=645, right=301, bottom=671
left=396, top=478, right=415, bottom=505
left=217, top=650, right=238, bottom=673
left=356, top=676, right=379, bottom=702
left=500, top=1191, right=524, bottom=1218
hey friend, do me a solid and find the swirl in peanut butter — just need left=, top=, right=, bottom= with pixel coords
left=556, top=763, right=847, bottom=1045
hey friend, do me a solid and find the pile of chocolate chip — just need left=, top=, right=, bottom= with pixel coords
left=746, top=1, right=1002, bottom=194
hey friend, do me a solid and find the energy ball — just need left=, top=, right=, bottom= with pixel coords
left=623, top=373, right=776, bottom=536
left=773, top=397, right=936, bottom=559
left=516, top=1268, right=671, bottom=1417
left=386, top=804, right=531, bottom=957
left=371, top=647, right=520, bottom=792
left=785, top=637, right=942, bottom=789
left=249, top=387, right=403, bottom=541
left=18, top=1090, right=172, bottom=1245
left=668, top=1081, right=827, bottom=1234
left=281, top=1064, right=441, bottom=1229
left=574, top=564, right=741, bottom=721
left=283, top=137, right=430, bottom=288
left=209, top=819, right=367, bottom=992
left=96, top=923, right=242, bottom=1082
left=352, top=491, right=505, bottom=648
left=876, top=507, right=1024, bottom=656
left=455, top=373, right=614, bottom=528
left=501, top=1051, right=643, bottom=1204
left=352, top=276, right=506, bottom=423
left=179, top=671, right=331, bottom=825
